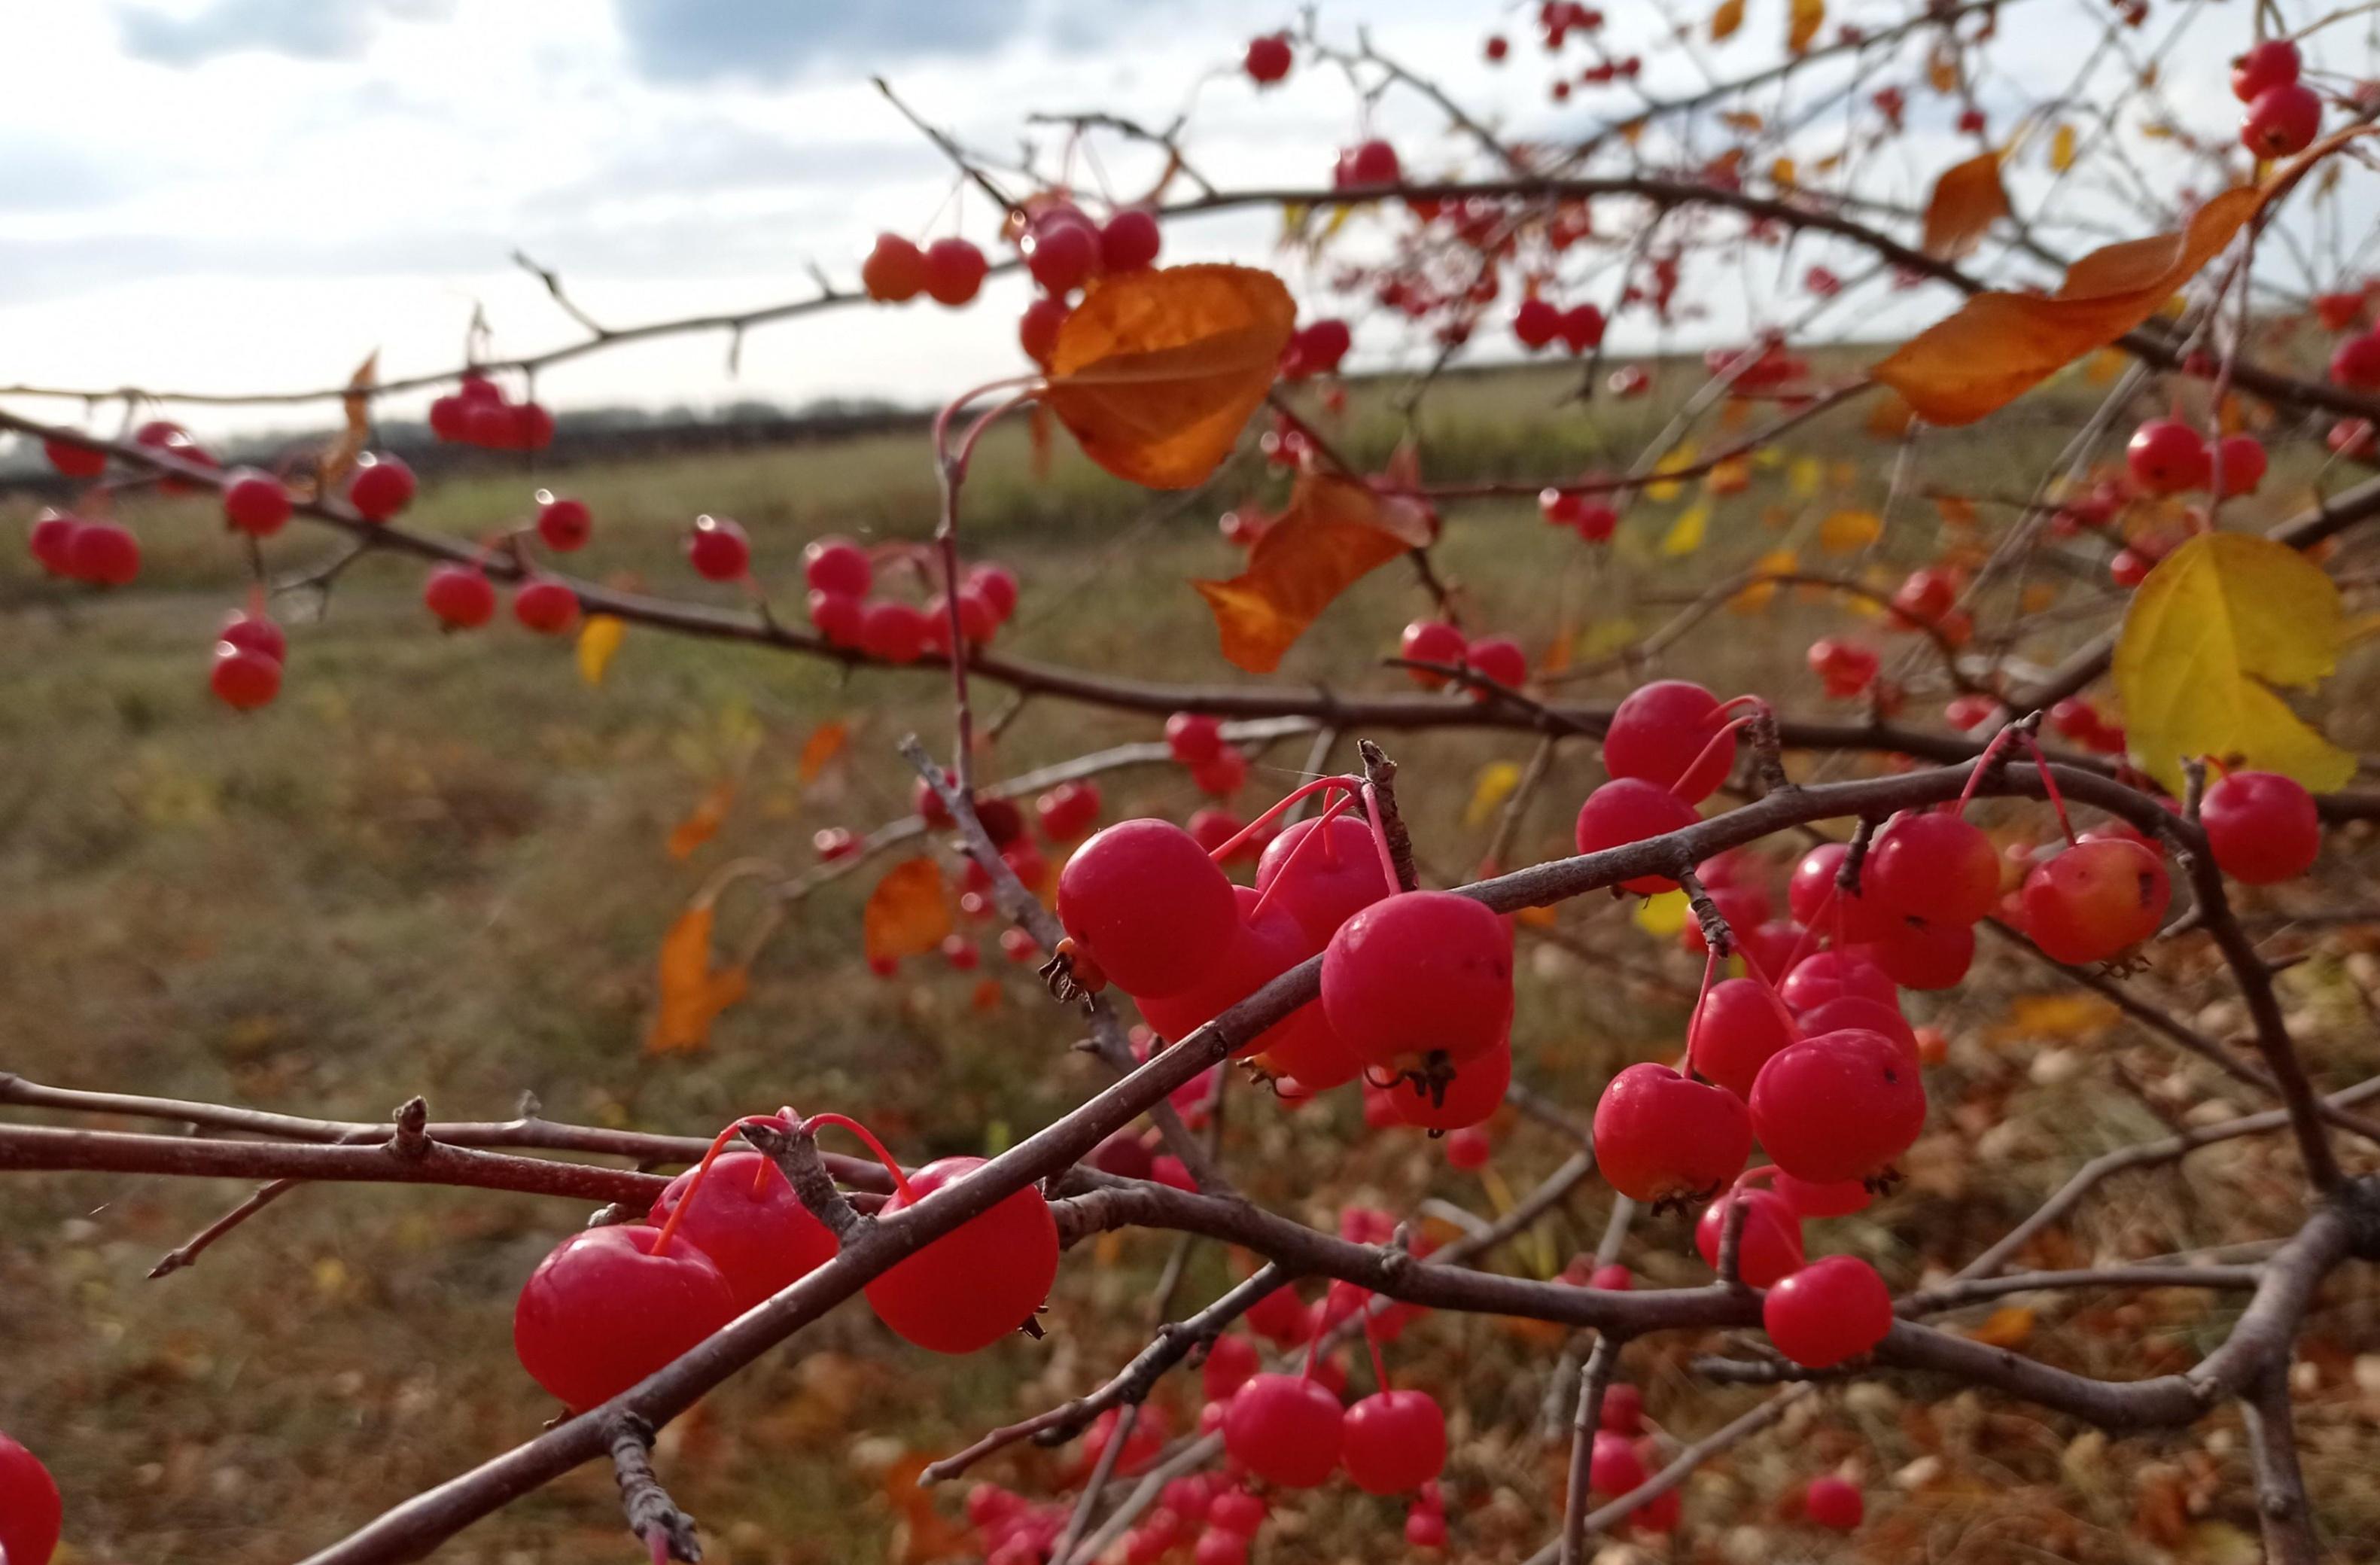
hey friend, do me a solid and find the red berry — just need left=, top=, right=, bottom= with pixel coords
left=1944, top=693, right=2001, bottom=731
left=536, top=494, right=592, bottom=550
left=221, top=468, right=293, bottom=536
left=135, top=419, right=217, bottom=489
left=1100, top=209, right=1163, bottom=272
left=1254, top=814, right=1392, bottom=948
left=814, top=827, right=859, bottom=861
left=1244, top=32, right=1293, bottom=84
left=1464, top=635, right=1528, bottom=696
left=860, top=600, right=932, bottom=664
left=1691, top=977, right=1796, bottom=1099
left=1444, top=1125, right=1493, bottom=1168
left=0, top=1433, right=62, bottom=1565
left=1806, top=1473, right=1864, bottom=1530
left=1599, top=1381, right=1643, bottom=1432
left=1243, top=1282, right=1312, bottom=1347
left=2200, top=770, right=2321, bottom=883
left=347, top=453, right=415, bottom=521
left=1605, top=680, right=1732, bottom=802
left=1342, top=1389, right=1447, bottom=1493
left=1870, top=918, right=1974, bottom=990
left=1201, top=1332, right=1261, bottom=1405
left=1338, top=140, right=1402, bottom=187
left=647, top=1149, right=837, bottom=1311
left=1807, top=638, right=1879, bottom=699
left=1166, top=711, right=1224, bottom=763
left=1188, top=806, right=1250, bottom=857
left=1557, top=303, right=1607, bottom=353
left=1222, top=1374, right=1341, bottom=1487
left=923, top=238, right=989, bottom=306
left=805, top=589, right=864, bottom=647
left=27, top=511, right=79, bottom=576
left=1891, top=567, right=1958, bottom=626
left=1321, top=890, right=1514, bottom=1072
left=428, top=394, right=472, bottom=441
left=2021, top=836, right=2170, bottom=962
left=1024, top=218, right=1098, bottom=294
left=867, top=1156, right=1059, bottom=1353
left=1034, top=780, right=1103, bottom=841
left=1191, top=745, right=1249, bottom=797
left=210, top=642, right=282, bottom=710
left=1387, top=1037, right=1510, bottom=1131
left=465, top=400, right=516, bottom=448
left=423, top=565, right=498, bottom=629
left=862, top=233, right=930, bottom=302
left=802, top=536, right=872, bottom=598
left=1694, top=1185, right=1805, bottom=1286
left=1587, top=1429, right=1645, bottom=1494
left=1773, top=1171, right=1874, bottom=1218
left=687, top=514, right=750, bottom=580
left=1763, top=1253, right=1893, bottom=1368
left=1405, top=1506, right=1447, bottom=1547
left=1019, top=296, right=1069, bottom=364
left=44, top=437, right=105, bottom=479
left=1592, top=1061, right=1752, bottom=1203
left=1749, top=1029, right=1927, bottom=1183
left=1867, top=811, right=2000, bottom=925
left=2215, top=434, right=2268, bottom=497
left=1298, top=318, right=1354, bottom=373
left=1059, top=818, right=1242, bottom=997
left=2232, top=38, right=2301, bottom=101
left=1795, top=997, right=1916, bottom=1059
left=2242, top=82, right=2321, bottom=157
left=1193, top=1528, right=1249, bottom=1565
left=1513, top=297, right=1561, bottom=349
left=1786, top=842, right=1898, bottom=943
left=2126, top=419, right=2211, bottom=494
left=1081, top=1405, right=1170, bottom=1478
left=1573, top=778, right=1700, bottom=894
left=2331, top=331, right=2380, bottom=388
left=1401, top=620, right=1468, bottom=686
left=67, top=521, right=140, bottom=586
left=513, top=1224, right=738, bottom=1411
left=220, top=610, right=286, bottom=664
left=513, top=578, right=581, bottom=635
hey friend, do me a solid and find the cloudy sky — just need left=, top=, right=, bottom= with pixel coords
left=0, top=0, right=2282, bottom=436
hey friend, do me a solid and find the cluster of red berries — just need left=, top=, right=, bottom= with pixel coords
left=428, top=373, right=556, bottom=452
left=1278, top=318, right=1354, bottom=380
left=1537, top=486, right=1620, bottom=541
left=26, top=508, right=142, bottom=586
left=516, top=1115, right=1059, bottom=1411
left=1511, top=296, right=1608, bottom=355
left=1806, top=639, right=1880, bottom=700
left=1705, top=339, right=1811, bottom=393
left=1398, top=620, right=1530, bottom=699
left=862, top=233, right=990, bottom=308
left=0, top=1431, right=61, bottom=1565
left=2124, top=419, right=2266, bottom=498
left=1015, top=202, right=1164, bottom=362
left=797, top=537, right=1022, bottom=662
left=2233, top=39, right=2322, bottom=157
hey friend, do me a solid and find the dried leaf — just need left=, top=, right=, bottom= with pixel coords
left=647, top=906, right=747, bottom=1055
left=1193, top=473, right=1412, bottom=672
left=1967, top=1305, right=2036, bottom=1347
left=2113, top=532, right=2353, bottom=796
left=1044, top=264, right=1297, bottom=489
left=1465, top=761, right=1523, bottom=827
left=1988, top=993, right=2119, bottom=1043
left=864, top=858, right=952, bottom=965
left=1919, top=151, right=2010, bottom=260
left=2050, top=123, right=2078, bottom=171
left=1710, top=0, right=1745, bottom=41
left=1818, top=508, right=1882, bottom=554
left=1787, top=0, right=1825, bottom=53
left=798, top=720, right=850, bottom=784
left=577, top=615, right=624, bottom=685
left=320, top=352, right=378, bottom=492
left=668, top=781, right=736, bottom=860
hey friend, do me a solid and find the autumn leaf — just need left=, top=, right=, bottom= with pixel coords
left=864, top=857, right=952, bottom=965
left=1465, top=761, right=1522, bottom=827
left=1043, top=264, right=1296, bottom=489
left=1661, top=504, right=1709, bottom=556
left=798, top=720, right=850, bottom=784
left=1633, top=890, right=1689, bottom=937
left=1818, top=508, right=1882, bottom=553
left=1989, top=993, right=2118, bottom=1043
left=1709, top=0, right=1744, bottom=41
left=577, top=615, right=624, bottom=685
left=2050, top=123, right=2077, bottom=171
left=1919, top=151, right=2010, bottom=260
left=1193, top=472, right=1420, bottom=672
left=318, top=352, right=377, bottom=494
left=2113, top=532, right=2354, bottom=796
left=1787, top=0, right=1824, bottom=53
left=647, top=904, right=749, bottom=1055
left=667, top=780, right=736, bottom=860
left=1966, top=1305, right=2036, bottom=1348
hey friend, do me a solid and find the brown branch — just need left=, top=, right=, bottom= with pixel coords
left=1357, top=738, right=1419, bottom=893
left=609, top=1414, right=701, bottom=1564
left=1558, top=1337, right=1622, bottom=1565
left=1523, top=1389, right=1811, bottom=1565
left=2242, top=1361, right=2321, bottom=1565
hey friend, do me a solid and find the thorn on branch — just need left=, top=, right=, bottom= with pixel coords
left=1747, top=705, right=1791, bottom=795
left=389, top=1097, right=431, bottom=1162
left=610, top=1413, right=702, bottom=1564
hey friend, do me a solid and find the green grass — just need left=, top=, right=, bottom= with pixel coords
left=5, top=365, right=2378, bottom=1563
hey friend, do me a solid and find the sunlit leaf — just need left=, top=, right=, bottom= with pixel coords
left=798, top=720, right=850, bottom=784
left=1709, top=0, right=1744, bottom=41
left=2113, top=532, right=2353, bottom=796
left=1787, top=0, right=1825, bottom=53
left=1647, top=443, right=1699, bottom=501
left=1044, top=264, right=1296, bottom=489
left=667, top=780, right=736, bottom=860
left=577, top=615, right=625, bottom=685
left=647, top=905, right=747, bottom=1055
left=1662, top=504, right=1710, bottom=556
left=1919, top=151, right=2010, bottom=260
left=1633, top=890, right=1689, bottom=936
left=1465, top=761, right=1523, bottom=827
left=1193, top=473, right=1416, bottom=672
left=1818, top=509, right=1882, bottom=554
left=864, top=857, right=953, bottom=964
left=2050, top=123, right=2078, bottom=171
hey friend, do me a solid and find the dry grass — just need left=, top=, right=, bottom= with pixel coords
left=4, top=363, right=2378, bottom=1563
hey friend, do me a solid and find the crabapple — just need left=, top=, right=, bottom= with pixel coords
left=1401, top=620, right=1468, bottom=686
left=686, top=514, right=750, bottom=580
left=1387, top=1036, right=1510, bottom=1131
left=1694, top=1185, right=1805, bottom=1286
left=513, top=579, right=581, bottom=635
left=1867, top=810, right=2000, bottom=925
left=1869, top=917, right=1974, bottom=989
left=1592, top=1062, right=1752, bottom=1202
left=1254, top=814, right=1392, bottom=948
left=647, top=1150, right=837, bottom=1311
left=1763, top=1254, right=1893, bottom=1367
left=1464, top=635, right=1527, bottom=696
left=1100, top=208, right=1163, bottom=272
left=860, top=600, right=933, bottom=664
left=1035, top=781, right=1102, bottom=841
left=1342, top=1390, right=1447, bottom=1493
left=2232, top=38, right=2300, bottom=101
left=221, top=468, right=292, bottom=536
left=1165, top=711, right=1224, bottom=763
left=0, top=1432, right=61, bottom=1565
left=1749, top=1029, right=1926, bottom=1183
left=863, top=233, right=930, bottom=302
left=28, top=511, right=79, bottom=576
left=1573, top=778, right=1700, bottom=894
left=44, top=436, right=104, bottom=479
left=211, top=642, right=283, bottom=710
left=347, top=453, right=415, bottom=521
left=67, top=522, right=141, bottom=586
left=423, top=565, right=498, bottom=629
left=1222, top=1374, right=1342, bottom=1487
left=2242, top=82, right=2321, bottom=157
left=219, top=610, right=286, bottom=665
left=1058, top=819, right=1240, bottom=997
left=866, top=1157, right=1059, bottom=1353
left=802, top=536, right=872, bottom=598
left=2021, top=836, right=2170, bottom=962
left=923, top=238, right=989, bottom=306
left=2126, top=419, right=2210, bottom=494
left=513, top=1224, right=738, bottom=1411
left=1604, top=680, right=1733, bottom=802
left=1321, top=890, right=1514, bottom=1071
left=1691, top=977, right=1796, bottom=1099
left=2200, top=770, right=2321, bottom=884
left=536, top=494, right=592, bottom=550
left=1243, top=32, right=1292, bottom=83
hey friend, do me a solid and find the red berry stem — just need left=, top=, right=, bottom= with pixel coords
left=1207, top=774, right=1366, bottom=863
left=2019, top=732, right=2080, bottom=843
left=1359, top=783, right=1405, bottom=895
left=1668, top=715, right=1754, bottom=797
left=1359, top=1296, right=1392, bottom=1392
left=1246, top=792, right=1360, bottom=922
left=801, top=1113, right=918, bottom=1202
left=1681, top=946, right=1721, bottom=1080
left=1952, top=725, right=2020, bottom=814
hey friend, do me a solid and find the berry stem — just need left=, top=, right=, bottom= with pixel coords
left=802, top=1113, right=917, bottom=1202
left=1669, top=714, right=1754, bottom=796
left=1952, top=726, right=2019, bottom=814
left=1247, top=791, right=1359, bottom=922
left=1359, top=1299, right=1392, bottom=1393
left=1206, top=774, right=1365, bottom=863
left=1681, top=946, right=1721, bottom=1080
left=1359, top=782, right=1404, bottom=896
left=650, top=1115, right=790, bottom=1256
left=2019, top=732, right=2079, bottom=844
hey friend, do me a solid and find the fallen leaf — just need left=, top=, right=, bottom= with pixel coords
left=798, top=720, right=850, bottom=784
left=1788, top=0, right=1825, bottom=52
left=647, top=905, right=748, bottom=1054
left=668, top=781, right=736, bottom=860
left=1709, top=0, right=1744, bottom=40
left=1966, top=1305, right=2036, bottom=1347
left=1465, top=761, right=1523, bottom=827
left=2113, top=532, right=2354, bottom=796
left=1920, top=151, right=2010, bottom=260
left=1044, top=264, right=1296, bottom=489
left=577, top=615, right=624, bottom=685
left=2050, top=123, right=2078, bottom=171
left=1662, top=504, right=1710, bottom=556
left=864, top=857, right=952, bottom=965
left=1819, top=509, right=1882, bottom=554
left=1194, top=472, right=1414, bottom=671
left=1988, top=993, right=2118, bottom=1043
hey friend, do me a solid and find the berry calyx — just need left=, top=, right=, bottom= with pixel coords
left=866, top=1155, right=1060, bottom=1353
left=1385, top=1036, right=1509, bottom=1131
left=2200, top=770, right=2321, bottom=884
left=1591, top=1062, right=1752, bottom=1203
left=513, top=1224, right=738, bottom=1411
left=1762, top=1253, right=1893, bottom=1368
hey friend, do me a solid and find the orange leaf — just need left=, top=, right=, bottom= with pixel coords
left=647, top=906, right=747, bottom=1055
left=1919, top=151, right=2010, bottom=260
left=1787, top=0, right=1825, bottom=52
left=318, top=351, right=377, bottom=495
left=1709, top=0, right=1744, bottom=41
left=1965, top=1305, right=2037, bottom=1347
left=667, top=780, right=735, bottom=860
left=798, top=720, right=850, bottom=784
left=1876, top=139, right=2354, bottom=426
left=864, top=857, right=952, bottom=964
left=1193, top=473, right=1414, bottom=672
left=1043, top=264, right=1296, bottom=489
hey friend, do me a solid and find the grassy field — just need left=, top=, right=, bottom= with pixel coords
left=6, top=361, right=2380, bottom=1564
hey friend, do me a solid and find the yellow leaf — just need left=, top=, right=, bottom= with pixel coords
left=1709, top=0, right=1744, bottom=40
left=1662, top=504, right=1710, bottom=556
left=1818, top=509, right=1882, bottom=554
left=667, top=780, right=735, bottom=860
left=577, top=615, right=624, bottom=685
left=319, top=351, right=377, bottom=494
left=2050, top=123, right=2077, bottom=171
left=1787, top=0, right=1825, bottom=53
left=798, top=720, right=850, bottom=784
left=647, top=905, right=747, bottom=1054
left=1771, top=157, right=1797, bottom=187
left=1730, top=549, right=1797, bottom=614
left=1705, top=456, right=1752, bottom=495
left=1465, top=761, right=1523, bottom=827
left=1866, top=390, right=1917, bottom=440
left=2086, top=347, right=2126, bottom=384
left=1919, top=151, right=2010, bottom=260
left=2113, top=532, right=2353, bottom=796
left=1989, top=993, right=2118, bottom=1042
left=1787, top=457, right=1822, bottom=498
left=1577, top=617, right=1640, bottom=658
left=1966, top=1305, right=2036, bottom=1347
left=1193, top=472, right=1413, bottom=672
left=863, top=857, right=952, bottom=964
left=1646, top=442, right=1698, bottom=501
left=1044, top=264, right=1296, bottom=489
left=1633, top=890, right=1689, bottom=936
